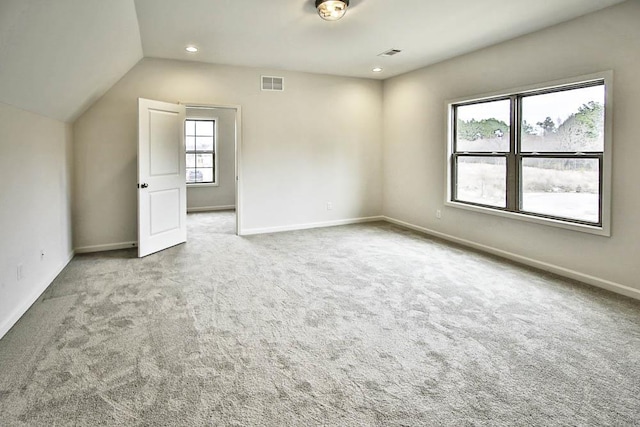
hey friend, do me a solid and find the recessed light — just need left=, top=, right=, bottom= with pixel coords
left=372, top=67, right=383, bottom=73
left=185, top=46, right=198, bottom=53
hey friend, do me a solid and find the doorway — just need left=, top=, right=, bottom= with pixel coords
left=184, top=105, right=242, bottom=235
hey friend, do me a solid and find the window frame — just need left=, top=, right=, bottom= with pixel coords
left=445, top=71, right=613, bottom=236
left=185, top=118, right=218, bottom=187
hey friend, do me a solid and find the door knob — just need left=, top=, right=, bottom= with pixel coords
left=140, top=183, right=149, bottom=188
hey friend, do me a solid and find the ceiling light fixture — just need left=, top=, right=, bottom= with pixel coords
left=315, top=0, right=350, bottom=21
left=372, top=67, right=383, bottom=73
left=185, top=46, right=198, bottom=53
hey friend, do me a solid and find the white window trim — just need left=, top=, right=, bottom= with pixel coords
left=185, top=116, right=219, bottom=187
left=444, top=70, right=613, bottom=237
left=187, top=182, right=219, bottom=188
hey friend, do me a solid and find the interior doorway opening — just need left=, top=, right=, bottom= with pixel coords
left=184, top=104, right=242, bottom=235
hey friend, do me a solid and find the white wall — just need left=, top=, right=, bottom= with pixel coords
left=73, top=58, right=383, bottom=249
left=382, top=1, right=640, bottom=296
left=0, top=102, right=74, bottom=338
left=186, top=107, right=236, bottom=211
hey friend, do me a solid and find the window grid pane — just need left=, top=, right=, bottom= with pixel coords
left=455, top=99, right=511, bottom=153
left=185, top=119, right=215, bottom=184
left=520, top=84, right=605, bottom=153
left=520, top=156, right=601, bottom=225
left=454, top=155, right=507, bottom=208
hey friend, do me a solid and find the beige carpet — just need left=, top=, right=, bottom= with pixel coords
left=0, top=211, right=639, bottom=426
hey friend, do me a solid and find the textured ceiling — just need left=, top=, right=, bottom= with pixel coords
left=0, top=0, right=627, bottom=122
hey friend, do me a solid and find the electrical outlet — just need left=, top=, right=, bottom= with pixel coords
left=17, top=264, right=23, bottom=281
left=436, top=209, right=442, bottom=219
left=327, top=202, right=333, bottom=211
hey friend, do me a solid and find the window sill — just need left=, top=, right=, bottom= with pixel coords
left=444, top=200, right=610, bottom=237
left=187, top=182, right=219, bottom=188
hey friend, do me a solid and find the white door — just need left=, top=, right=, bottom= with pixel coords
left=138, top=98, right=187, bottom=257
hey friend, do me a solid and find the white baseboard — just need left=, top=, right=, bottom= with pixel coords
left=187, top=205, right=236, bottom=213
left=242, top=216, right=384, bottom=236
left=75, top=241, right=137, bottom=254
left=383, top=216, right=640, bottom=301
left=0, top=250, right=75, bottom=340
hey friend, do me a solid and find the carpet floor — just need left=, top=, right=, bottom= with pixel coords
left=0, top=211, right=639, bottom=426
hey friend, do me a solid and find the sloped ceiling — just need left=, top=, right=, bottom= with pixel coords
left=0, top=0, right=628, bottom=123
left=0, top=0, right=142, bottom=122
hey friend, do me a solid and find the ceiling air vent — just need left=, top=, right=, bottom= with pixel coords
left=378, top=48, right=402, bottom=57
left=262, top=76, right=284, bottom=91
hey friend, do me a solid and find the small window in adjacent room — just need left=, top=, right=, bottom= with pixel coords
left=447, top=72, right=612, bottom=235
left=185, top=119, right=216, bottom=184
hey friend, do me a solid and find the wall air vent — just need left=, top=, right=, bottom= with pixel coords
left=378, top=48, right=402, bottom=57
left=261, top=76, right=284, bottom=91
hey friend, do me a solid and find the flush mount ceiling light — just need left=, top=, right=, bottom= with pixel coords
left=315, top=0, right=350, bottom=21
left=372, top=67, right=383, bottom=73
left=185, top=46, right=198, bottom=53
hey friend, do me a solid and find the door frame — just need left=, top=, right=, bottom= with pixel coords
left=182, top=103, right=243, bottom=236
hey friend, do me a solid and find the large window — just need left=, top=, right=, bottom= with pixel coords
left=185, top=119, right=216, bottom=184
left=448, top=73, right=611, bottom=235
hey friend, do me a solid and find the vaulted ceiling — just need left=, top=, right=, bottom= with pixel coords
left=0, top=0, right=627, bottom=122
left=0, top=0, right=142, bottom=122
